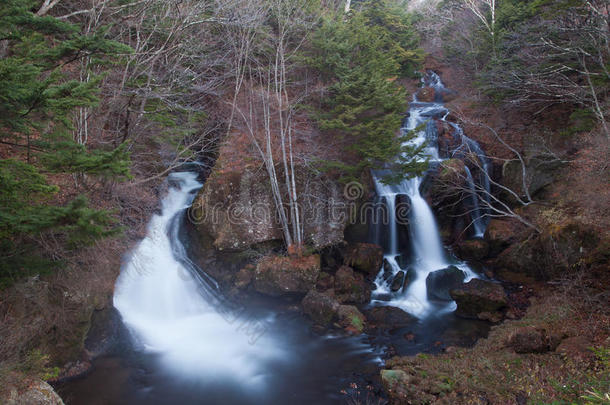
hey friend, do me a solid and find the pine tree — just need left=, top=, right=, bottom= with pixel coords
left=309, top=4, right=427, bottom=183
left=0, top=0, right=132, bottom=283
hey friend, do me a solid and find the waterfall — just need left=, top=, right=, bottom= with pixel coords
left=371, top=71, right=490, bottom=318
left=464, top=166, right=486, bottom=237
left=113, top=171, right=284, bottom=388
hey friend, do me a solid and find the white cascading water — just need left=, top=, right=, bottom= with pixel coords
left=371, top=71, right=490, bottom=318
left=113, top=171, right=284, bottom=388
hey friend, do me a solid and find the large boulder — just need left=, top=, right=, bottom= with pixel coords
left=334, top=266, right=371, bottom=304
left=301, top=291, right=367, bottom=335
left=315, top=271, right=334, bottom=291
left=84, top=307, right=122, bottom=359
left=4, top=380, right=64, bottom=405
left=342, top=243, right=384, bottom=277
left=426, top=266, right=466, bottom=301
left=450, top=279, right=507, bottom=322
left=364, top=306, right=416, bottom=330
left=301, top=290, right=339, bottom=326
left=455, top=239, right=490, bottom=262
left=495, top=219, right=599, bottom=280
left=253, top=254, right=320, bottom=297
left=484, top=218, right=524, bottom=257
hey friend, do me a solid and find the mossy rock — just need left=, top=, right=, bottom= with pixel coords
left=337, top=305, right=366, bottom=334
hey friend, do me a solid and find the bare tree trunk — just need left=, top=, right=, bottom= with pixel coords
left=37, top=0, right=62, bottom=16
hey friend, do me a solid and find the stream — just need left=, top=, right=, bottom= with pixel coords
left=57, top=72, right=491, bottom=404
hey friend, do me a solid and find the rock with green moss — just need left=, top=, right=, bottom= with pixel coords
left=253, top=254, right=320, bottom=297
left=336, top=305, right=366, bottom=334
left=381, top=369, right=436, bottom=404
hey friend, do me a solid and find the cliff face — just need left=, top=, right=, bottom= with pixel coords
left=189, top=154, right=349, bottom=252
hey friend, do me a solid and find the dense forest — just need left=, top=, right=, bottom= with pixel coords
left=0, top=0, right=608, bottom=404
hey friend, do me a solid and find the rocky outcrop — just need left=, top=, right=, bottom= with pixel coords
left=341, top=243, right=384, bottom=277
left=426, top=266, right=466, bottom=301
left=253, top=254, right=320, bottom=297
left=502, top=154, right=564, bottom=199
left=425, top=159, right=468, bottom=198
left=333, top=266, right=371, bottom=304
left=450, top=279, right=507, bottom=322
left=190, top=164, right=347, bottom=251
left=395, top=194, right=412, bottom=253
left=494, top=219, right=599, bottom=280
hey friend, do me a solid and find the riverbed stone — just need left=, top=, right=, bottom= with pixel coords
left=364, top=306, right=416, bottom=330
left=426, top=266, right=466, bottom=301
left=301, top=290, right=339, bottom=326
left=253, top=254, right=320, bottom=296
left=450, top=279, right=507, bottom=321
left=390, top=271, right=406, bottom=292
